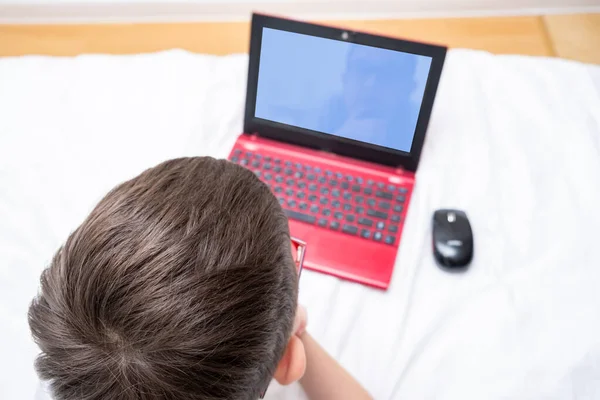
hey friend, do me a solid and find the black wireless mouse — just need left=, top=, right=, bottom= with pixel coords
left=432, top=209, right=473, bottom=270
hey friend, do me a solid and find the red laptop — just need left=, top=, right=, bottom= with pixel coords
left=229, top=14, right=446, bottom=289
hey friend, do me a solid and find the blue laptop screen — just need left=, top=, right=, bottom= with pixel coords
left=255, top=27, right=433, bottom=154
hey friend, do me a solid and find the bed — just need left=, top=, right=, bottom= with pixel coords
left=1, top=49, right=599, bottom=399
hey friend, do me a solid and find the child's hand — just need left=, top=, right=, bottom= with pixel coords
left=293, top=305, right=307, bottom=337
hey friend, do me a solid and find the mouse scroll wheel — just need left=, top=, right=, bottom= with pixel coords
left=447, top=212, right=456, bottom=223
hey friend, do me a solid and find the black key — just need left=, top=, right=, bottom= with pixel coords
left=295, top=171, right=304, bottom=179
left=334, top=212, right=343, bottom=220
left=284, top=209, right=316, bottom=224
left=254, top=154, right=262, bottom=160
left=385, top=235, right=396, bottom=245
left=335, top=172, right=343, bottom=179
left=275, top=176, right=284, bottom=183
left=297, top=192, right=306, bottom=200
left=285, top=168, right=293, bottom=176
left=399, top=187, right=408, bottom=194
left=379, top=201, right=391, bottom=210
left=274, top=166, right=282, bottom=173
left=391, top=215, right=401, bottom=223
left=278, top=197, right=285, bottom=205
left=286, top=179, right=294, bottom=186
left=252, top=160, right=260, bottom=168
left=355, top=206, right=365, bottom=214
left=346, top=215, right=355, bottom=223
left=308, top=194, right=318, bottom=202
left=341, top=182, right=350, bottom=190
left=318, top=176, right=327, bottom=184
left=295, top=163, right=302, bottom=170
left=326, top=170, right=333, bottom=177
left=265, top=156, right=272, bottom=162
left=376, top=190, right=393, bottom=200
left=231, top=156, right=239, bottom=162
left=287, top=199, right=297, bottom=208
left=343, top=203, right=352, bottom=211
left=331, top=200, right=341, bottom=208
left=304, top=165, right=312, bottom=171
left=346, top=175, right=354, bottom=182
left=310, top=204, right=319, bottom=213
left=299, top=202, right=308, bottom=210
left=330, top=221, right=340, bottom=230
left=240, top=159, right=248, bottom=166
left=394, top=204, right=403, bottom=213
left=322, top=208, right=331, bottom=217
left=331, top=189, right=340, bottom=197
left=367, top=179, right=374, bottom=186
left=309, top=183, right=318, bottom=191
left=320, top=187, right=330, bottom=195
left=376, top=221, right=385, bottom=230
left=263, top=163, right=272, bottom=170
left=342, top=225, right=358, bottom=235
left=358, top=218, right=373, bottom=227
left=355, top=195, right=364, bottom=204
left=364, top=187, right=373, bottom=195
left=264, top=173, right=272, bottom=181
left=388, top=184, right=395, bottom=191
left=274, top=158, right=281, bottom=164
left=389, top=225, right=398, bottom=233
left=233, top=149, right=241, bottom=155
left=320, top=197, right=329, bottom=205
left=352, top=185, right=361, bottom=193
left=314, top=167, right=322, bottom=174
left=285, top=188, right=294, bottom=196
left=246, top=151, right=253, bottom=157
left=329, top=179, right=338, bottom=186
left=374, top=232, right=383, bottom=241
left=377, top=182, right=385, bottom=189
left=367, top=209, right=388, bottom=219
left=307, top=174, right=316, bottom=181
left=254, top=170, right=261, bottom=177
left=343, top=192, right=352, bottom=200
left=274, top=186, right=283, bottom=193
left=297, top=181, right=307, bottom=189
left=360, top=229, right=371, bottom=239
left=396, top=195, right=406, bottom=203
left=318, top=218, right=327, bottom=227
left=356, top=177, right=364, bottom=184
left=285, top=161, right=292, bottom=167
left=367, top=199, right=376, bottom=207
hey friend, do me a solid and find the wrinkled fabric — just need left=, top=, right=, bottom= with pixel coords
left=1, top=49, right=599, bottom=400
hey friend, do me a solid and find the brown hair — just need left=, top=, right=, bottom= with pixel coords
left=28, top=157, right=297, bottom=400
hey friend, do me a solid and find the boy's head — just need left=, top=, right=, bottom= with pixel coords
left=28, top=157, right=305, bottom=400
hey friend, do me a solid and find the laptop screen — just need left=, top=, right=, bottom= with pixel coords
left=254, top=27, right=433, bottom=154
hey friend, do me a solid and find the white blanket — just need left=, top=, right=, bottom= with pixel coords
left=1, top=49, right=600, bottom=400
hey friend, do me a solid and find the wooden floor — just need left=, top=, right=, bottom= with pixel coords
left=0, top=13, right=598, bottom=64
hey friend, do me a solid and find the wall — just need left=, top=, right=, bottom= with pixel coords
left=0, top=0, right=598, bottom=23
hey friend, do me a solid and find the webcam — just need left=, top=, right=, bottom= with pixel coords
left=340, top=31, right=357, bottom=41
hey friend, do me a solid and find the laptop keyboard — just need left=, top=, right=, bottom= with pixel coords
left=230, top=149, right=409, bottom=246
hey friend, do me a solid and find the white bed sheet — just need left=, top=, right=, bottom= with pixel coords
left=1, top=49, right=600, bottom=400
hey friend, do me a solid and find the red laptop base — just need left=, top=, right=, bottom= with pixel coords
left=228, top=134, right=414, bottom=290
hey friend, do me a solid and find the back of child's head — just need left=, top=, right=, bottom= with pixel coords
left=28, top=157, right=298, bottom=400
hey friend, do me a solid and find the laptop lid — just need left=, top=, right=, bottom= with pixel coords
left=244, top=14, right=447, bottom=173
